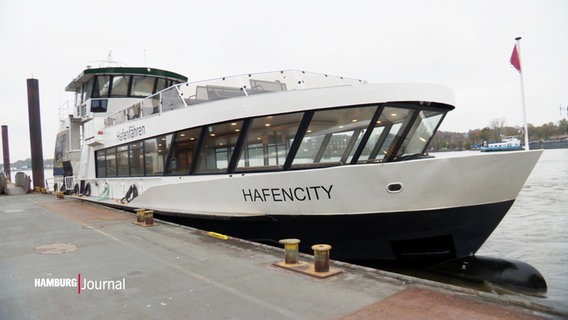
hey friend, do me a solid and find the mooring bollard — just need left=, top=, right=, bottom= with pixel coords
left=135, top=208, right=145, bottom=223
left=144, top=210, right=154, bottom=225
left=311, top=244, right=332, bottom=273
left=279, top=238, right=301, bottom=264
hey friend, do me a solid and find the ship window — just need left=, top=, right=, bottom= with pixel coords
left=156, top=78, right=168, bottom=92
left=106, top=147, right=117, bottom=177
left=167, top=128, right=201, bottom=175
left=117, top=145, right=129, bottom=177
left=82, top=79, right=94, bottom=103
left=291, top=106, right=377, bottom=167
left=91, top=99, right=108, bottom=113
left=96, top=150, right=106, bottom=178
left=195, top=121, right=244, bottom=173
left=131, top=76, right=155, bottom=97
left=129, top=142, right=144, bottom=176
left=111, top=75, right=129, bottom=97
left=398, top=110, right=444, bottom=158
left=360, top=106, right=412, bottom=162
left=235, top=113, right=303, bottom=171
left=92, top=75, right=111, bottom=98
left=144, top=134, right=172, bottom=176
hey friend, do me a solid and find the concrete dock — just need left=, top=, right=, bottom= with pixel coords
left=0, top=193, right=561, bottom=319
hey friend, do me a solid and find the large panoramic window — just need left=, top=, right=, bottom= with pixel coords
left=292, top=106, right=377, bottom=167
left=96, top=150, right=106, bottom=178
left=398, top=110, right=444, bottom=158
left=129, top=141, right=144, bottom=176
left=195, top=121, right=244, bottom=173
left=236, top=113, right=304, bottom=171
left=106, top=147, right=117, bottom=177
left=93, top=103, right=447, bottom=178
left=117, top=145, right=129, bottom=177
left=167, top=128, right=201, bottom=175
left=144, top=134, right=172, bottom=176
left=358, top=106, right=413, bottom=162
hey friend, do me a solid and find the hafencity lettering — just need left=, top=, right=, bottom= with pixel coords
left=242, top=185, right=333, bottom=202
left=116, top=125, right=146, bottom=142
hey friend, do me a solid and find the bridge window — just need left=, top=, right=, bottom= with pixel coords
left=92, top=76, right=111, bottom=98
left=111, top=75, right=129, bottom=97
left=131, top=76, right=155, bottom=97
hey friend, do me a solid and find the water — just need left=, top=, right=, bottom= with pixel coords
left=476, top=149, right=568, bottom=314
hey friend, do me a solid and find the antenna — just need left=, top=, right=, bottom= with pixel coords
left=87, top=50, right=126, bottom=68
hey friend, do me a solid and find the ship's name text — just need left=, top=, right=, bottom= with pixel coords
left=117, top=125, right=146, bottom=142
left=242, top=185, right=333, bottom=202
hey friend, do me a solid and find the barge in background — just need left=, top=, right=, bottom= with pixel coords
left=53, top=66, right=542, bottom=265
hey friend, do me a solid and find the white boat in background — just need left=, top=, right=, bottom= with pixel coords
left=53, top=66, right=542, bottom=265
left=480, top=136, right=524, bottom=152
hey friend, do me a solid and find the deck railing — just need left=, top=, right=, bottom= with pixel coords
left=103, top=70, right=366, bottom=128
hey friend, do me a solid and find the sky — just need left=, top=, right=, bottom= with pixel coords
left=1, top=0, right=567, bottom=163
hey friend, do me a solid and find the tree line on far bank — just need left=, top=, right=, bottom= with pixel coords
left=430, top=118, right=568, bottom=151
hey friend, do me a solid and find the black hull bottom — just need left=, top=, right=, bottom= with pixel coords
left=155, top=200, right=514, bottom=267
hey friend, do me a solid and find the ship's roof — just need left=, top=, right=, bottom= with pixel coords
left=65, top=67, right=188, bottom=91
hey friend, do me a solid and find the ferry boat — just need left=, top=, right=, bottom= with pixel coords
left=53, top=66, right=542, bottom=265
left=480, top=136, right=524, bottom=152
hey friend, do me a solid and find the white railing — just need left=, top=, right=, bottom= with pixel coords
left=103, top=70, right=366, bottom=128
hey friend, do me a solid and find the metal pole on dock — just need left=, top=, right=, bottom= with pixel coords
left=1, top=125, right=10, bottom=181
left=26, top=78, right=45, bottom=190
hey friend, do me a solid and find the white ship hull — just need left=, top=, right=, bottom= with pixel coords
left=53, top=67, right=542, bottom=264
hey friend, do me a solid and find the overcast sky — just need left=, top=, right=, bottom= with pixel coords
left=1, top=0, right=567, bottom=163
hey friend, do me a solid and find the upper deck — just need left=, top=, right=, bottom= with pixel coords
left=103, top=70, right=367, bottom=127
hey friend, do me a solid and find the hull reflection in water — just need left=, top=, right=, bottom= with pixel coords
left=427, top=255, right=547, bottom=295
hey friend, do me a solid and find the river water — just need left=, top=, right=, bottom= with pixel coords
left=475, top=148, right=568, bottom=314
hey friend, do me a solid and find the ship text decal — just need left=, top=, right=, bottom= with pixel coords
left=117, top=125, right=146, bottom=142
left=242, top=185, right=333, bottom=202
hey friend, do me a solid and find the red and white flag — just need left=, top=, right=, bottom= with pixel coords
left=510, top=44, right=521, bottom=72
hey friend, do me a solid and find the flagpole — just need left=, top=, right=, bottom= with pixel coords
left=515, top=36, right=530, bottom=150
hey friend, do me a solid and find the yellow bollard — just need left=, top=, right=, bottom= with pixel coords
left=279, top=239, right=301, bottom=265
left=144, top=210, right=154, bottom=225
left=135, top=208, right=146, bottom=223
left=311, top=244, right=332, bottom=273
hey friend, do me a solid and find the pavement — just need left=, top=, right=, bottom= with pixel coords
left=0, top=193, right=561, bottom=319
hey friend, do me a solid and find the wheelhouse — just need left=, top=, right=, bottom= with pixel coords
left=54, top=67, right=188, bottom=178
